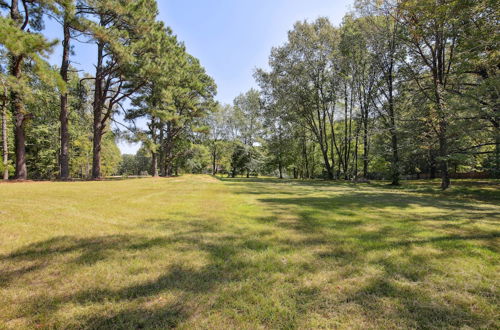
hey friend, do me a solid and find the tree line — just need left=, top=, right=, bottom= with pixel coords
left=1, top=0, right=498, bottom=190
left=0, top=0, right=215, bottom=180
left=200, top=0, right=497, bottom=190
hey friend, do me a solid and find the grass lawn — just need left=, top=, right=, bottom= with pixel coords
left=0, top=175, right=498, bottom=329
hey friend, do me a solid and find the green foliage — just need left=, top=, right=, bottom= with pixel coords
left=182, top=144, right=210, bottom=174
left=0, top=0, right=498, bottom=183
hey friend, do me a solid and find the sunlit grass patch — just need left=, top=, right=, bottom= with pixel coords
left=1, top=175, right=498, bottom=329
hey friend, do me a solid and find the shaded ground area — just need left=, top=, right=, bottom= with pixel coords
left=0, top=176, right=498, bottom=329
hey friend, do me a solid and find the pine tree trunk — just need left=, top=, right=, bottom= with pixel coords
left=91, top=123, right=102, bottom=180
left=91, top=41, right=104, bottom=180
left=151, top=152, right=158, bottom=177
left=12, top=66, right=27, bottom=180
left=159, top=124, right=165, bottom=176
left=59, top=17, right=71, bottom=180
left=10, top=1, right=27, bottom=180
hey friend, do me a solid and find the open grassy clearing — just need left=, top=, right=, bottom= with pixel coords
left=0, top=175, right=498, bottom=329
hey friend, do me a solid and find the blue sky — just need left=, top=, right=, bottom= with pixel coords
left=45, top=0, right=354, bottom=154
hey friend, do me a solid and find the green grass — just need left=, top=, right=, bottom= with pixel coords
left=0, top=175, right=498, bottom=329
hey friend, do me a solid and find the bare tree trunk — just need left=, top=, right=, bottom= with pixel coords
left=362, top=115, right=368, bottom=178
left=320, top=148, right=334, bottom=180
left=159, top=123, right=166, bottom=176
left=2, top=87, right=8, bottom=180
left=150, top=116, right=159, bottom=177
left=435, top=82, right=450, bottom=189
left=354, top=131, right=359, bottom=180
left=165, top=125, right=174, bottom=177
left=212, top=143, right=217, bottom=175
left=495, top=122, right=500, bottom=179
left=12, top=66, right=27, bottom=180
left=438, top=118, right=450, bottom=189
left=59, top=17, right=71, bottom=180
left=343, top=84, right=350, bottom=180
left=390, top=129, right=399, bottom=185
left=388, top=72, right=399, bottom=185
left=91, top=40, right=104, bottom=180
left=91, top=122, right=102, bottom=179
left=302, top=133, right=309, bottom=178
left=430, top=153, right=437, bottom=179
left=151, top=151, right=158, bottom=177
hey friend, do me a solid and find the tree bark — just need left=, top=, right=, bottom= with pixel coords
left=10, top=0, right=27, bottom=180
left=388, top=72, right=399, bottom=185
left=390, top=128, right=399, bottom=185
left=91, top=40, right=104, bottom=180
left=430, top=154, right=437, bottom=179
left=435, top=82, right=450, bottom=189
left=11, top=63, right=27, bottom=180
left=438, top=118, right=450, bottom=190
left=362, top=119, right=368, bottom=179
left=59, top=17, right=71, bottom=180
left=493, top=120, right=499, bottom=179
left=212, top=143, right=217, bottom=175
left=2, top=87, right=8, bottom=180
left=151, top=151, right=158, bottom=177
left=159, top=124, right=165, bottom=176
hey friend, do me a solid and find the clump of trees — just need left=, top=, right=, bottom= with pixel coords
left=202, top=0, right=497, bottom=189
left=1, top=0, right=497, bottom=189
left=0, top=0, right=215, bottom=180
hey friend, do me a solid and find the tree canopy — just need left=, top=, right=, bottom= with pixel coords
left=0, top=0, right=497, bottom=189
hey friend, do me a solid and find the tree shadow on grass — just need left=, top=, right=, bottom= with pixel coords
left=1, top=234, right=217, bottom=327
left=222, top=176, right=500, bottom=204
left=2, top=188, right=499, bottom=328
left=0, top=235, right=177, bottom=288
left=260, top=191, right=499, bottom=254
left=1, top=222, right=301, bottom=328
left=79, top=303, right=188, bottom=329
left=259, top=190, right=500, bottom=225
left=343, top=276, right=487, bottom=329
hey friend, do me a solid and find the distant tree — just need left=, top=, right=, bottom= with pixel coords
left=230, top=143, right=251, bottom=178
left=257, top=18, right=341, bottom=179
left=206, top=103, right=232, bottom=175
